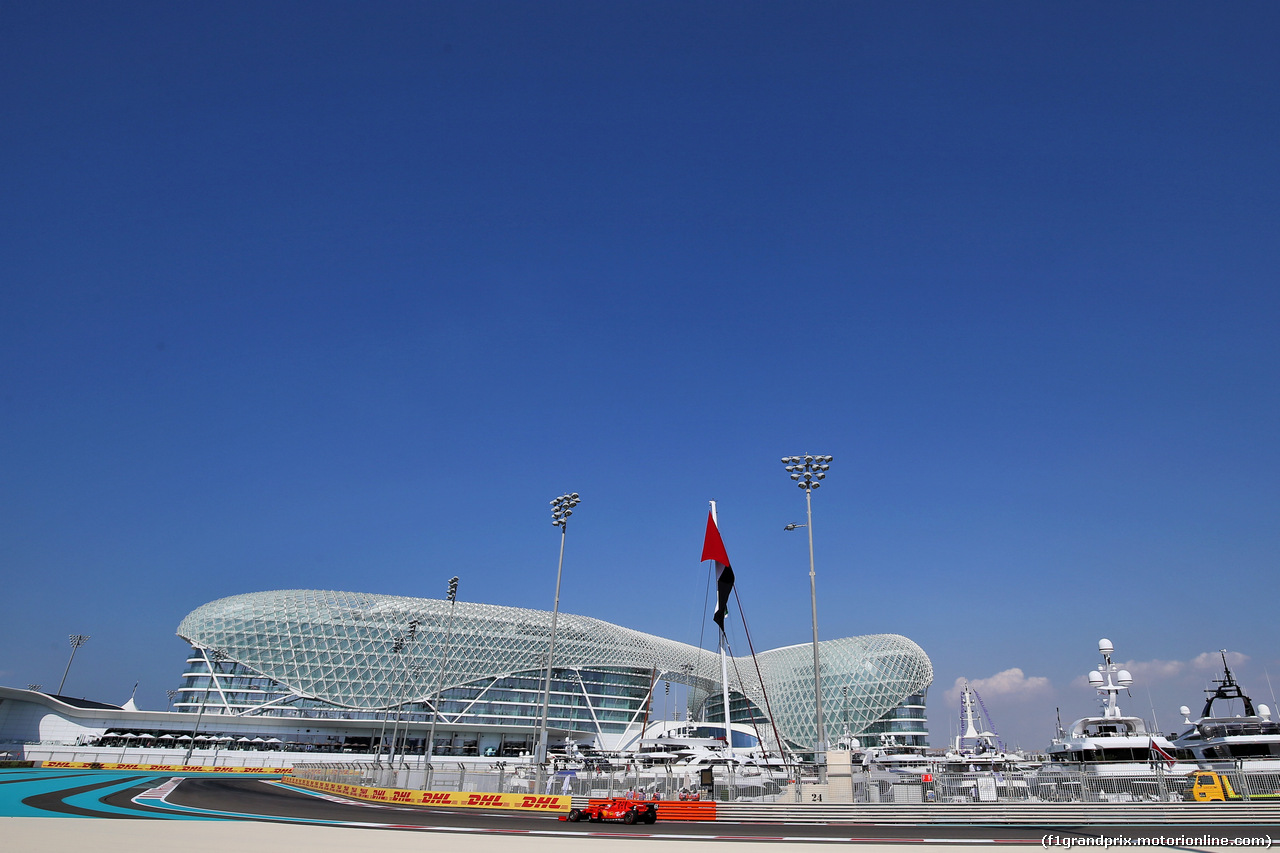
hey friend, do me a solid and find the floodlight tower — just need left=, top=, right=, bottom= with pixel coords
left=375, top=634, right=407, bottom=760
left=388, top=618, right=421, bottom=766
left=536, top=492, right=579, bottom=767
left=58, top=634, right=90, bottom=695
left=782, top=454, right=832, bottom=775
left=426, top=576, right=460, bottom=767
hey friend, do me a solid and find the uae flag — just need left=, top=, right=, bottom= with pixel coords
left=1150, top=738, right=1176, bottom=769
left=701, top=509, right=735, bottom=632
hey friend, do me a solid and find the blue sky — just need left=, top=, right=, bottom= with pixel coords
left=3, top=2, right=1278, bottom=750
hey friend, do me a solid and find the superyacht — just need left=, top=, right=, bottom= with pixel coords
left=938, top=681, right=1030, bottom=773
left=1170, top=651, right=1280, bottom=771
left=1042, top=639, right=1195, bottom=778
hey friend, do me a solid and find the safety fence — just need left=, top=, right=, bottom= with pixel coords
left=292, top=762, right=1280, bottom=807
left=39, top=760, right=289, bottom=774
left=711, top=800, right=1280, bottom=825
left=795, top=768, right=1280, bottom=805
left=289, top=762, right=1280, bottom=825
left=921, top=768, right=1280, bottom=805
left=292, top=761, right=692, bottom=798
left=23, top=747, right=301, bottom=769
left=286, top=773, right=569, bottom=813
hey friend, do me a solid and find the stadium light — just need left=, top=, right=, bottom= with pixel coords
left=375, top=634, right=408, bottom=760
left=57, top=634, right=90, bottom=695
left=536, top=492, right=580, bottom=768
left=782, top=454, right=833, bottom=777
left=426, top=576, right=461, bottom=773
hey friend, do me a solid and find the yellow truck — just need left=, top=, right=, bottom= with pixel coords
left=1187, top=771, right=1240, bottom=802
left=1186, top=771, right=1280, bottom=802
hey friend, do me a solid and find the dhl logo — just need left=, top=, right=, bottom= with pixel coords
left=519, top=795, right=565, bottom=810
left=291, top=779, right=566, bottom=813
left=40, top=761, right=288, bottom=774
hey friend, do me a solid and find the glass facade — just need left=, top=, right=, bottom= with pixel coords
left=855, top=691, right=930, bottom=748
left=175, top=590, right=932, bottom=751
left=702, top=678, right=932, bottom=753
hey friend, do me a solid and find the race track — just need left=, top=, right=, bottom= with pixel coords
left=2, top=769, right=1274, bottom=852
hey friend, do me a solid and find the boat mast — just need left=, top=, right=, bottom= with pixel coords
left=958, top=682, right=980, bottom=751
left=1203, top=649, right=1256, bottom=718
left=1090, top=638, right=1133, bottom=719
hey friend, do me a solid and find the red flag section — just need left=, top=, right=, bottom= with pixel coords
left=1150, top=738, right=1176, bottom=769
left=701, top=510, right=735, bottom=632
left=701, top=511, right=731, bottom=567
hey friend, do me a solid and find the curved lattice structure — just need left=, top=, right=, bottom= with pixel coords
left=706, top=635, right=935, bottom=751
left=176, top=589, right=931, bottom=751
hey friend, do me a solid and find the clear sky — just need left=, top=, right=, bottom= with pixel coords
left=3, top=2, right=1278, bottom=751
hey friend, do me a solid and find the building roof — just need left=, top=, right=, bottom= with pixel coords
left=177, top=589, right=931, bottom=749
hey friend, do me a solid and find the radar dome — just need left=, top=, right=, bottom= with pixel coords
left=1117, top=670, right=1133, bottom=687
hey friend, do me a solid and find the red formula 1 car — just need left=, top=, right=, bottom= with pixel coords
left=566, top=797, right=658, bottom=824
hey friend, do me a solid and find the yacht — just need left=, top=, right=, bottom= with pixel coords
left=1170, top=651, right=1280, bottom=771
left=830, top=729, right=935, bottom=776
left=857, top=735, right=934, bottom=775
left=1043, top=639, right=1196, bottom=779
left=634, top=723, right=729, bottom=765
left=932, top=683, right=1032, bottom=801
left=624, top=723, right=788, bottom=798
left=938, top=681, right=1030, bottom=773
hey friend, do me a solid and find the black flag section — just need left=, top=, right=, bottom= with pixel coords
left=701, top=510, right=735, bottom=632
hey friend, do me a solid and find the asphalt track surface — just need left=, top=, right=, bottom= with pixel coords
left=4, top=769, right=1278, bottom=851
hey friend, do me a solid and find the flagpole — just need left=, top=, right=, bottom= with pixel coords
left=710, top=501, right=736, bottom=800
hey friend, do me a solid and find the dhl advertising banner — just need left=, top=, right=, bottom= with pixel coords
left=289, top=776, right=569, bottom=812
left=42, top=761, right=290, bottom=774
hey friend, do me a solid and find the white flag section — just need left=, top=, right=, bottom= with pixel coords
left=701, top=506, right=734, bottom=632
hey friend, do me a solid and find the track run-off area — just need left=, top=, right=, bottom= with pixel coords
left=2, top=769, right=1277, bottom=853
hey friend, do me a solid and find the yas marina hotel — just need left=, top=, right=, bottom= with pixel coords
left=1, top=589, right=932, bottom=764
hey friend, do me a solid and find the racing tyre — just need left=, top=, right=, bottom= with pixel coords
left=567, top=809, right=582, bottom=822
left=645, top=811, right=657, bottom=824
left=623, top=810, right=637, bottom=825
